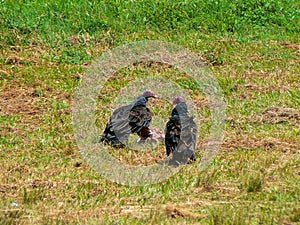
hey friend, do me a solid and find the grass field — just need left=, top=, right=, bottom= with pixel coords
left=1, top=0, right=299, bottom=224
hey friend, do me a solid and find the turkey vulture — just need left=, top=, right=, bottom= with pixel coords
left=164, top=96, right=197, bottom=166
left=100, top=89, right=157, bottom=147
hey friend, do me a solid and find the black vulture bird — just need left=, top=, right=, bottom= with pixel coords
left=100, top=89, right=157, bottom=147
left=164, top=96, right=197, bottom=165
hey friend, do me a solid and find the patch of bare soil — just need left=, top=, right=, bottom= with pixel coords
left=269, top=40, right=300, bottom=57
left=0, top=85, right=73, bottom=144
left=254, top=107, right=299, bottom=125
left=235, top=83, right=297, bottom=100
left=222, top=137, right=299, bottom=152
left=279, top=41, right=300, bottom=54
left=0, top=86, right=50, bottom=137
left=0, top=87, right=45, bottom=116
left=243, top=83, right=288, bottom=93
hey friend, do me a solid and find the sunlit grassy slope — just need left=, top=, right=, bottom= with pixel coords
left=0, top=0, right=299, bottom=224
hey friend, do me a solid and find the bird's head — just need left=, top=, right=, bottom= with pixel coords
left=172, top=96, right=185, bottom=105
left=142, top=89, right=158, bottom=99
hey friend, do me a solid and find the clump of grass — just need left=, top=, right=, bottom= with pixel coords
left=208, top=205, right=248, bottom=225
left=0, top=209, right=24, bottom=225
left=195, top=168, right=220, bottom=190
left=290, top=208, right=300, bottom=222
left=240, top=172, right=265, bottom=193
left=246, top=175, right=264, bottom=193
left=23, top=187, right=46, bottom=205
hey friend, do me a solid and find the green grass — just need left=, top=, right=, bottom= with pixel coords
left=1, top=0, right=299, bottom=224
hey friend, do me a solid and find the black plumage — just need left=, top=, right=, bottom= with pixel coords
left=164, top=96, right=197, bottom=165
left=100, top=90, right=157, bottom=147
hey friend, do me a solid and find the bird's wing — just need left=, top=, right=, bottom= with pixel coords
left=164, top=115, right=181, bottom=156
left=101, top=105, right=132, bottom=144
left=177, top=115, right=198, bottom=152
left=110, top=105, right=130, bottom=122
left=128, top=106, right=153, bottom=134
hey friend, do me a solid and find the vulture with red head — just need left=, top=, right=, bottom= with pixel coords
left=100, top=89, right=157, bottom=147
left=164, top=96, right=197, bottom=165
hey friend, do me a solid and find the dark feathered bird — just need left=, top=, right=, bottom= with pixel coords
left=164, top=96, right=197, bottom=165
left=100, top=89, right=157, bottom=147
